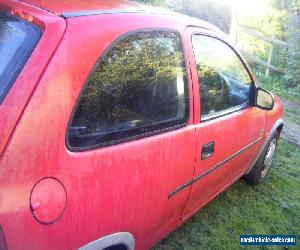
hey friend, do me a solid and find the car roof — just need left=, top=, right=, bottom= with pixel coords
left=21, top=0, right=144, bottom=16
left=20, top=0, right=223, bottom=33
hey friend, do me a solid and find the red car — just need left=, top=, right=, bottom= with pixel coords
left=0, top=0, right=283, bottom=249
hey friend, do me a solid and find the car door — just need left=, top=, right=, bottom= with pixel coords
left=181, top=28, right=266, bottom=218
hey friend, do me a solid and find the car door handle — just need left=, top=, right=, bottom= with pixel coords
left=201, top=141, right=215, bottom=160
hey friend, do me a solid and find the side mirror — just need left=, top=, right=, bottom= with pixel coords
left=255, top=87, right=274, bottom=110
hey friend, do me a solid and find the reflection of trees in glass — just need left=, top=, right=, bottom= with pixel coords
left=71, top=31, right=187, bottom=141
left=193, top=35, right=253, bottom=117
left=198, top=64, right=231, bottom=115
left=193, top=35, right=251, bottom=85
left=79, top=31, right=185, bottom=124
left=90, top=32, right=183, bottom=94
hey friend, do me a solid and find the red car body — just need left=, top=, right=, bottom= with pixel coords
left=0, top=0, right=283, bottom=249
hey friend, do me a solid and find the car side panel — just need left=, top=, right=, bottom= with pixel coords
left=0, top=14, right=197, bottom=250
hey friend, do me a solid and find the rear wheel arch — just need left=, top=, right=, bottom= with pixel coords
left=103, top=244, right=129, bottom=250
left=79, top=232, right=135, bottom=250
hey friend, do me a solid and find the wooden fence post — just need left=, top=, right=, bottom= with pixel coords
left=236, top=26, right=288, bottom=76
left=230, top=7, right=238, bottom=45
left=265, top=35, right=275, bottom=77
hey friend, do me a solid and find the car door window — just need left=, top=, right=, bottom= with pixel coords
left=192, top=35, right=253, bottom=119
left=68, top=30, right=189, bottom=150
left=0, top=11, right=41, bottom=103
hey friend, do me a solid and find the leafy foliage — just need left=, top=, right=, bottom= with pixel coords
left=171, top=0, right=232, bottom=33
left=133, top=0, right=166, bottom=7
left=255, top=68, right=300, bottom=102
left=230, top=0, right=299, bottom=99
left=285, top=12, right=300, bottom=88
left=134, top=0, right=232, bottom=33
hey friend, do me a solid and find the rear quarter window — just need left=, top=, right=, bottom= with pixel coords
left=0, top=11, right=41, bottom=103
left=67, top=30, right=189, bottom=151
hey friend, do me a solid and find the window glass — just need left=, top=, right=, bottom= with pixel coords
left=68, top=31, right=189, bottom=149
left=192, top=35, right=253, bottom=118
left=0, top=11, right=41, bottom=103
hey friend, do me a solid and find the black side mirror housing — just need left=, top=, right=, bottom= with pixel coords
left=255, top=87, right=275, bottom=110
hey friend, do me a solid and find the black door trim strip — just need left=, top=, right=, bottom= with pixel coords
left=168, top=137, right=263, bottom=199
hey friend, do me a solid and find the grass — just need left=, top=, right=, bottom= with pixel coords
left=284, top=108, right=300, bottom=126
left=153, top=139, right=300, bottom=250
left=253, top=69, right=300, bottom=105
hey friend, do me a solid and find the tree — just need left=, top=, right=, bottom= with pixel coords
left=133, top=0, right=232, bottom=33
left=166, top=0, right=232, bottom=33
left=133, top=0, right=167, bottom=7
left=285, top=0, right=300, bottom=88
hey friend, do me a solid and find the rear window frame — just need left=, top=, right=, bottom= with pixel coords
left=66, top=28, right=191, bottom=152
left=0, top=11, right=42, bottom=104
